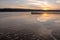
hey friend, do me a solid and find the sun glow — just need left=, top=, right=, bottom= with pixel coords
left=43, top=8, right=48, bottom=10
left=41, top=3, right=51, bottom=10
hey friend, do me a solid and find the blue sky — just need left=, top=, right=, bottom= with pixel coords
left=0, top=0, right=60, bottom=10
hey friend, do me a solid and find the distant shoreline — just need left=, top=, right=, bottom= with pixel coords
left=0, top=8, right=60, bottom=12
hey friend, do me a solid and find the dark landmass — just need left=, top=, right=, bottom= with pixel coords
left=0, top=8, right=60, bottom=12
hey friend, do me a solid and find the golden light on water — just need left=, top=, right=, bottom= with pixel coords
left=42, top=13, right=48, bottom=17
left=37, top=12, right=52, bottom=22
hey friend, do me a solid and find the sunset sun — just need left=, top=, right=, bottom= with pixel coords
left=43, top=8, right=48, bottom=10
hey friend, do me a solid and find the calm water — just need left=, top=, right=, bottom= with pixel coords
left=0, top=12, right=60, bottom=40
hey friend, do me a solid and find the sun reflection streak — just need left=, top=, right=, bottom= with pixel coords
left=37, top=12, right=52, bottom=22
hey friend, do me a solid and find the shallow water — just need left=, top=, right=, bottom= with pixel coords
left=0, top=12, right=60, bottom=40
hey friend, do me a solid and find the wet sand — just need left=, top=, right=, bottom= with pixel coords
left=0, top=12, right=60, bottom=40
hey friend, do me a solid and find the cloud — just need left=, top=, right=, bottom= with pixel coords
left=0, top=0, right=60, bottom=10
left=56, top=0, right=60, bottom=3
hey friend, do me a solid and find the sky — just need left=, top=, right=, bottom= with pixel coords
left=0, top=0, right=60, bottom=10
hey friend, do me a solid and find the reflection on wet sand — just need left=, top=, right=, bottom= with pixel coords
left=36, top=12, right=59, bottom=40
left=0, top=12, right=60, bottom=40
left=37, top=12, right=51, bottom=22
